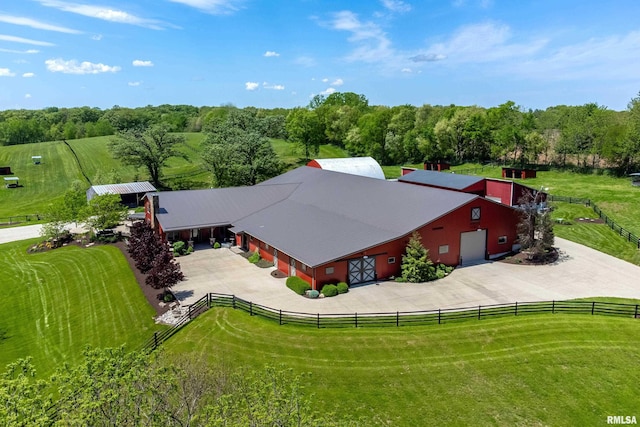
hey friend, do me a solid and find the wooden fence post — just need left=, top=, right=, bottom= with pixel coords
left=438, top=309, right=441, bottom=324
left=317, top=313, right=320, bottom=329
left=279, top=310, right=282, bottom=325
left=153, top=331, right=158, bottom=350
left=552, top=300, right=555, bottom=314
left=249, top=301, right=253, bottom=316
left=591, top=301, right=595, bottom=315
left=396, top=311, right=399, bottom=327
left=355, top=312, right=358, bottom=328
left=232, top=295, right=236, bottom=310
left=477, top=305, right=481, bottom=320
left=515, top=302, right=518, bottom=316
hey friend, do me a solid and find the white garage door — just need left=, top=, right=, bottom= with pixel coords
left=460, top=230, right=486, bottom=265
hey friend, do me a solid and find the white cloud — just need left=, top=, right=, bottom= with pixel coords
left=45, top=58, right=121, bottom=74
left=331, top=78, right=344, bottom=86
left=0, top=48, right=40, bottom=54
left=92, top=34, right=102, bottom=41
left=0, top=14, right=81, bottom=34
left=401, top=67, right=412, bottom=73
left=22, top=72, right=35, bottom=77
left=167, top=0, right=243, bottom=14
left=322, top=78, right=329, bottom=83
left=133, top=59, right=154, bottom=67
left=245, top=81, right=259, bottom=91
left=36, top=0, right=174, bottom=30
left=264, top=51, right=280, bottom=57
left=321, top=87, right=336, bottom=95
left=381, top=0, right=411, bottom=13
left=325, top=11, right=393, bottom=63
left=294, top=56, right=316, bottom=67
left=263, top=82, right=284, bottom=90
left=425, top=22, right=547, bottom=64
left=0, top=34, right=54, bottom=46
left=128, top=81, right=141, bottom=86
left=25, top=93, right=32, bottom=98
left=0, top=68, right=16, bottom=77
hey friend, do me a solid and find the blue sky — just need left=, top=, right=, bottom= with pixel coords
left=1, top=0, right=639, bottom=111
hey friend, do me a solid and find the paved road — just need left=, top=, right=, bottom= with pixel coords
left=173, top=238, right=640, bottom=313
left=0, top=224, right=43, bottom=244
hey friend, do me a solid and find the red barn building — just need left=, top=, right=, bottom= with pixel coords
left=145, top=167, right=520, bottom=289
left=398, top=169, right=545, bottom=207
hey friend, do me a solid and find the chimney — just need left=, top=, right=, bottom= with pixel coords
left=149, top=194, right=159, bottom=229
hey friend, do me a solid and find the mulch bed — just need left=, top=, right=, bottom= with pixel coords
left=113, top=241, right=173, bottom=316
left=498, top=247, right=559, bottom=265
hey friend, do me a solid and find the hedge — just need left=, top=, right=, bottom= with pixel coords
left=286, top=276, right=311, bottom=295
left=321, top=284, right=338, bottom=297
left=337, top=282, right=349, bottom=294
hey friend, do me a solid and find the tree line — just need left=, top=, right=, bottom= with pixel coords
left=3, top=92, right=640, bottom=176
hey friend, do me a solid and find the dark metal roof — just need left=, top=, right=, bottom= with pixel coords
left=236, top=167, right=478, bottom=267
left=398, top=170, right=484, bottom=190
left=152, top=184, right=299, bottom=232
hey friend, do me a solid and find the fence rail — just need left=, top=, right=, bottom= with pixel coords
left=548, top=195, right=640, bottom=249
left=201, top=293, right=640, bottom=329
left=0, top=213, right=41, bottom=225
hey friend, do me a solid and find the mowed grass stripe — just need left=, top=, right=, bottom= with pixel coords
left=166, top=308, right=640, bottom=425
left=0, top=240, right=164, bottom=376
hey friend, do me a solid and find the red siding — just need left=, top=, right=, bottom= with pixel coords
left=306, top=160, right=321, bottom=169
left=485, top=180, right=513, bottom=206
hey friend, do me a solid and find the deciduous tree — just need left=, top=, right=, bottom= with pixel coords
left=108, top=123, right=185, bottom=187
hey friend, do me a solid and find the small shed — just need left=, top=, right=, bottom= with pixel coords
left=307, top=157, right=385, bottom=180
left=502, top=167, right=537, bottom=179
left=0, top=166, right=12, bottom=175
left=424, top=161, right=450, bottom=171
left=4, top=177, right=19, bottom=188
left=32, top=156, right=42, bottom=165
left=86, top=181, right=157, bottom=207
left=630, top=173, right=640, bottom=186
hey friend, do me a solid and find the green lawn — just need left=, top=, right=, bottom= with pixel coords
left=0, top=239, right=165, bottom=377
left=166, top=307, right=640, bottom=426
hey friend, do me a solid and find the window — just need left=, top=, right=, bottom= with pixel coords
left=301, top=264, right=307, bottom=271
left=388, top=257, right=396, bottom=264
left=471, top=207, right=481, bottom=221
left=325, top=266, right=334, bottom=275
left=439, top=245, right=449, bottom=254
left=265, top=243, right=269, bottom=250
left=498, top=236, right=508, bottom=244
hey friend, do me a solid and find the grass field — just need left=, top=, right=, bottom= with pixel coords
left=166, top=307, right=640, bottom=426
left=0, top=239, right=165, bottom=377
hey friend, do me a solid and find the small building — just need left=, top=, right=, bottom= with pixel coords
left=87, top=181, right=157, bottom=207
left=4, top=177, right=19, bottom=188
left=0, top=166, right=12, bottom=175
left=32, top=156, right=42, bottom=165
left=307, top=157, right=385, bottom=180
left=424, top=161, right=450, bottom=171
left=501, top=167, right=537, bottom=179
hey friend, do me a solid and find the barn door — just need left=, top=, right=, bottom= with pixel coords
left=459, top=230, right=487, bottom=265
left=289, top=258, right=296, bottom=276
left=348, top=257, right=376, bottom=285
left=273, top=249, right=278, bottom=268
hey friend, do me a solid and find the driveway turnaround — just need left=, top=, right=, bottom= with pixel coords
left=0, top=224, right=42, bottom=244
left=173, top=238, right=640, bottom=314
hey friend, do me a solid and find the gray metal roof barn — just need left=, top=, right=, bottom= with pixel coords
left=86, top=181, right=157, bottom=206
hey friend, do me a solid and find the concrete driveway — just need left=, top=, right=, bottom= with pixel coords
left=173, top=238, right=640, bottom=314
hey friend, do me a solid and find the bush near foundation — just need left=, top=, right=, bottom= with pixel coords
left=286, top=276, right=311, bottom=295
left=337, top=282, right=349, bottom=294
left=321, top=284, right=338, bottom=297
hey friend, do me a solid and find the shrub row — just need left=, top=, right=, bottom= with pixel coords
left=286, top=276, right=311, bottom=295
